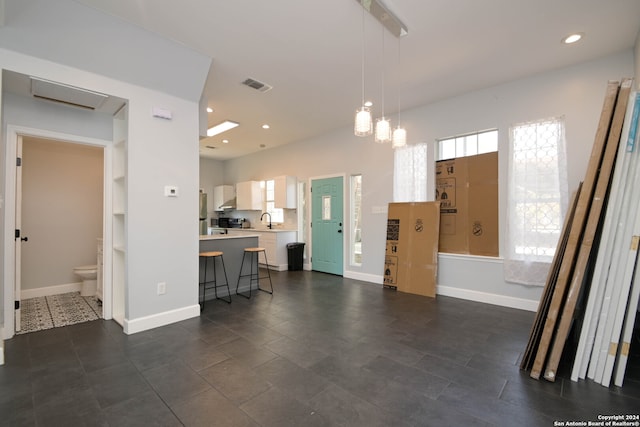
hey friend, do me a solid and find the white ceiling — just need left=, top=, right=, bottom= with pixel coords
left=68, top=1, right=640, bottom=160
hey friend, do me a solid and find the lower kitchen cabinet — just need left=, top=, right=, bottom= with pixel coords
left=227, top=230, right=297, bottom=271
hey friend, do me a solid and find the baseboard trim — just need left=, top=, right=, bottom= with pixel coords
left=341, top=273, right=538, bottom=311
left=260, top=263, right=288, bottom=271
left=21, top=283, right=82, bottom=299
left=344, top=271, right=383, bottom=284
left=437, top=285, right=538, bottom=312
left=123, top=304, right=201, bottom=335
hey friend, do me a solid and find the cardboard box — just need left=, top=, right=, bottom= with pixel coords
left=435, top=152, right=498, bottom=256
left=384, top=202, right=440, bottom=298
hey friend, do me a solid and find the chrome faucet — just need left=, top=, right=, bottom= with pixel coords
left=260, top=212, right=272, bottom=229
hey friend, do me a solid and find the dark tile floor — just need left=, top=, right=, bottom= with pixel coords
left=1, top=270, right=639, bottom=426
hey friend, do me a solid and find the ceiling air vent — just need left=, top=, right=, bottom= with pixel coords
left=30, top=77, right=108, bottom=110
left=242, top=78, right=273, bottom=93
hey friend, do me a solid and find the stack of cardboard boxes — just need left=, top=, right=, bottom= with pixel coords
left=384, top=151, right=499, bottom=298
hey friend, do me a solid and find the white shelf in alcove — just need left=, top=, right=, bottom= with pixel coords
left=113, top=211, right=125, bottom=216
left=114, top=175, right=125, bottom=182
left=113, top=246, right=126, bottom=253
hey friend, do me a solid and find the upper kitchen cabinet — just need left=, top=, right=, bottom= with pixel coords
left=274, top=175, right=297, bottom=209
left=213, top=185, right=235, bottom=211
left=236, top=180, right=263, bottom=210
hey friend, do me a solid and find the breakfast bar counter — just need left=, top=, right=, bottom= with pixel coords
left=199, top=234, right=259, bottom=299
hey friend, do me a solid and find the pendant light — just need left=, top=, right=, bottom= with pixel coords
left=374, top=25, right=391, bottom=143
left=354, top=0, right=372, bottom=137
left=392, top=37, right=407, bottom=148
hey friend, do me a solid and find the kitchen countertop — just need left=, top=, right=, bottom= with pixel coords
left=229, top=228, right=297, bottom=233
left=199, top=234, right=259, bottom=240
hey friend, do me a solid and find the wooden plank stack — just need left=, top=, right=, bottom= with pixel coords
left=521, top=78, right=640, bottom=388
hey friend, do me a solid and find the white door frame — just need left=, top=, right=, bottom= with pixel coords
left=307, top=173, right=347, bottom=275
left=2, top=125, right=113, bottom=339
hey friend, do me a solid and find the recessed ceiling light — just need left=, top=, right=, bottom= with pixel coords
left=262, top=124, right=270, bottom=129
left=222, top=139, right=229, bottom=144
left=562, top=33, right=583, bottom=44
left=206, top=107, right=213, bottom=113
left=364, top=101, right=373, bottom=107
left=207, top=120, right=239, bottom=137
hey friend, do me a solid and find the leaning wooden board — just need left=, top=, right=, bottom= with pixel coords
left=529, top=80, right=621, bottom=380
left=542, top=78, right=633, bottom=382
left=571, top=90, right=640, bottom=382
left=520, top=184, right=581, bottom=371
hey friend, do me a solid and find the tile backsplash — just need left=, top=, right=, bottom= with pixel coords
left=221, top=209, right=297, bottom=229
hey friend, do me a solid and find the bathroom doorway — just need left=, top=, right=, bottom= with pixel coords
left=4, top=125, right=113, bottom=337
left=17, top=136, right=104, bottom=333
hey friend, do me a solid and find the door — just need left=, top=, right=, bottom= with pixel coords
left=311, top=176, right=344, bottom=275
left=14, top=136, right=25, bottom=331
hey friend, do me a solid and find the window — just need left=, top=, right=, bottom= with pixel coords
left=435, top=129, right=500, bottom=256
left=351, top=174, right=362, bottom=265
left=393, top=143, right=428, bottom=202
left=262, top=180, right=284, bottom=223
left=504, top=116, right=568, bottom=285
left=437, top=129, right=498, bottom=161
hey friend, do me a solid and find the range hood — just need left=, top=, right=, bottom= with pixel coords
left=219, top=197, right=236, bottom=210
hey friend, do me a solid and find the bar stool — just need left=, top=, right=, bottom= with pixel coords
left=199, top=251, right=231, bottom=309
left=236, top=247, right=273, bottom=298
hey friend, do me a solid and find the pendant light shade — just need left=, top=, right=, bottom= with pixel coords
left=392, top=126, right=407, bottom=148
left=355, top=106, right=373, bottom=136
left=375, top=117, right=391, bottom=143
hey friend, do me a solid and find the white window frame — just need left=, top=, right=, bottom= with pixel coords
left=350, top=174, right=362, bottom=266
left=437, top=129, right=498, bottom=161
left=261, top=180, right=284, bottom=223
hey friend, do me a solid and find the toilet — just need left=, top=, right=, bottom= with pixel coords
left=74, top=265, right=98, bottom=296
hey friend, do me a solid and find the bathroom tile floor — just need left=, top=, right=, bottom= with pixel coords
left=2, top=270, right=639, bottom=426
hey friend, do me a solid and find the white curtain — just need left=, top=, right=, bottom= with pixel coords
left=394, top=143, right=428, bottom=202
left=504, top=117, right=568, bottom=286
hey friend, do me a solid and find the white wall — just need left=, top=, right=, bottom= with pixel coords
left=0, top=0, right=210, bottom=102
left=21, top=137, right=103, bottom=291
left=1, top=47, right=206, bottom=336
left=0, top=0, right=210, bottom=336
left=635, top=30, right=640, bottom=89
left=221, top=50, right=635, bottom=309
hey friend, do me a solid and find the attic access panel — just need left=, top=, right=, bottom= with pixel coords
left=30, top=77, right=108, bottom=110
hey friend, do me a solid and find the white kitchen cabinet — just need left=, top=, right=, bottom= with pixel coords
left=274, top=175, right=297, bottom=209
left=213, top=185, right=234, bottom=211
left=236, top=181, right=263, bottom=210
left=229, top=230, right=297, bottom=270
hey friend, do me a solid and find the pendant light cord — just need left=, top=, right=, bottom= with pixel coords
left=380, top=26, right=385, bottom=118
left=361, top=0, right=366, bottom=106
left=396, top=37, right=401, bottom=126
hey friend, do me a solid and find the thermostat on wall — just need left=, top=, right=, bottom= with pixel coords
left=164, top=186, right=179, bottom=197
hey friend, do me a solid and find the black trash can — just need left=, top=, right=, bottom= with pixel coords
left=286, top=242, right=305, bottom=271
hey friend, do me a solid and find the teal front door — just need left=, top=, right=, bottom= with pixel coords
left=311, top=177, right=344, bottom=275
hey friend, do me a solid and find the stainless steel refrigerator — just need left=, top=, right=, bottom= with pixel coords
left=199, top=191, right=208, bottom=235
